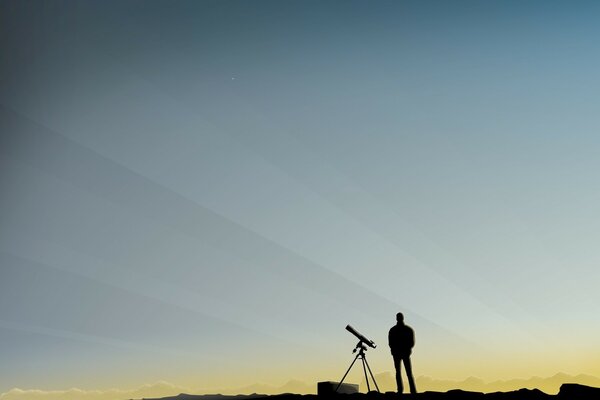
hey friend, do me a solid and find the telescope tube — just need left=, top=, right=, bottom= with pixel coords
left=346, top=324, right=376, bottom=348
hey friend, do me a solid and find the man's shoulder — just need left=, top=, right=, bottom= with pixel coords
left=393, top=324, right=413, bottom=335
left=389, top=325, right=399, bottom=334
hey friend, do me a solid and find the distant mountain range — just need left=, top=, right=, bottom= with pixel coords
left=0, top=381, right=189, bottom=400
left=2, top=373, right=599, bottom=400
left=220, top=380, right=314, bottom=396
left=213, top=372, right=600, bottom=395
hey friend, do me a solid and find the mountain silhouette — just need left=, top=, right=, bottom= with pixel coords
left=139, top=382, right=600, bottom=400
left=3, top=374, right=598, bottom=400
left=224, top=380, right=314, bottom=395
left=209, top=372, right=600, bottom=396
left=360, top=372, right=600, bottom=394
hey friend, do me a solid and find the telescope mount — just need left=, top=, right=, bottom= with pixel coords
left=336, top=341, right=380, bottom=393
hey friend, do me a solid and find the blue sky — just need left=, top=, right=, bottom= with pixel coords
left=1, top=0, right=600, bottom=395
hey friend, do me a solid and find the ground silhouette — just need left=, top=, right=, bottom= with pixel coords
left=139, top=383, right=600, bottom=400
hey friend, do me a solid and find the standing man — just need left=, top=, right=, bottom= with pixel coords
left=388, top=312, right=417, bottom=395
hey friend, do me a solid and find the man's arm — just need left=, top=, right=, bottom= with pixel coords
left=388, top=327, right=395, bottom=352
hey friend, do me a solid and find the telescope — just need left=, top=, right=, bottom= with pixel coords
left=336, top=324, right=380, bottom=393
left=345, top=324, right=376, bottom=348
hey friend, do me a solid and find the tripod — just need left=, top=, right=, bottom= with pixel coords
left=335, top=341, right=380, bottom=393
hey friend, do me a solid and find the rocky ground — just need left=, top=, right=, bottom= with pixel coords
left=141, top=383, right=600, bottom=400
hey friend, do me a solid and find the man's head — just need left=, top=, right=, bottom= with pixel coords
left=396, top=312, right=404, bottom=324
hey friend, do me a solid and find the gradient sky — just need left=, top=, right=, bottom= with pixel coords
left=2, top=0, right=600, bottom=396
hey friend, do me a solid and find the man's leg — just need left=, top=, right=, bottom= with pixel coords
left=393, top=354, right=403, bottom=394
left=402, top=356, right=417, bottom=394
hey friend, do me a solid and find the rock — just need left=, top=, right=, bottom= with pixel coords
left=558, top=383, right=600, bottom=398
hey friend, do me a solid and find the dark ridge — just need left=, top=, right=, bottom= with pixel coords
left=558, top=383, right=600, bottom=397
left=139, top=394, right=270, bottom=400
left=138, top=383, right=600, bottom=400
left=486, top=388, right=549, bottom=399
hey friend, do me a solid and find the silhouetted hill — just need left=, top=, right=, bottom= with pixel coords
left=362, top=372, right=600, bottom=394
left=225, top=380, right=314, bottom=395
left=557, top=383, right=600, bottom=398
left=139, top=383, right=600, bottom=400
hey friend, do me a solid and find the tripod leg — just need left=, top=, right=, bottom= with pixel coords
left=363, top=357, right=380, bottom=393
left=335, top=353, right=360, bottom=393
left=362, top=357, right=371, bottom=392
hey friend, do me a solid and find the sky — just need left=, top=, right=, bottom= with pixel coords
left=1, top=0, right=600, bottom=397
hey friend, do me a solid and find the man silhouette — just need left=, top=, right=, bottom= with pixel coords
left=388, top=312, right=416, bottom=395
